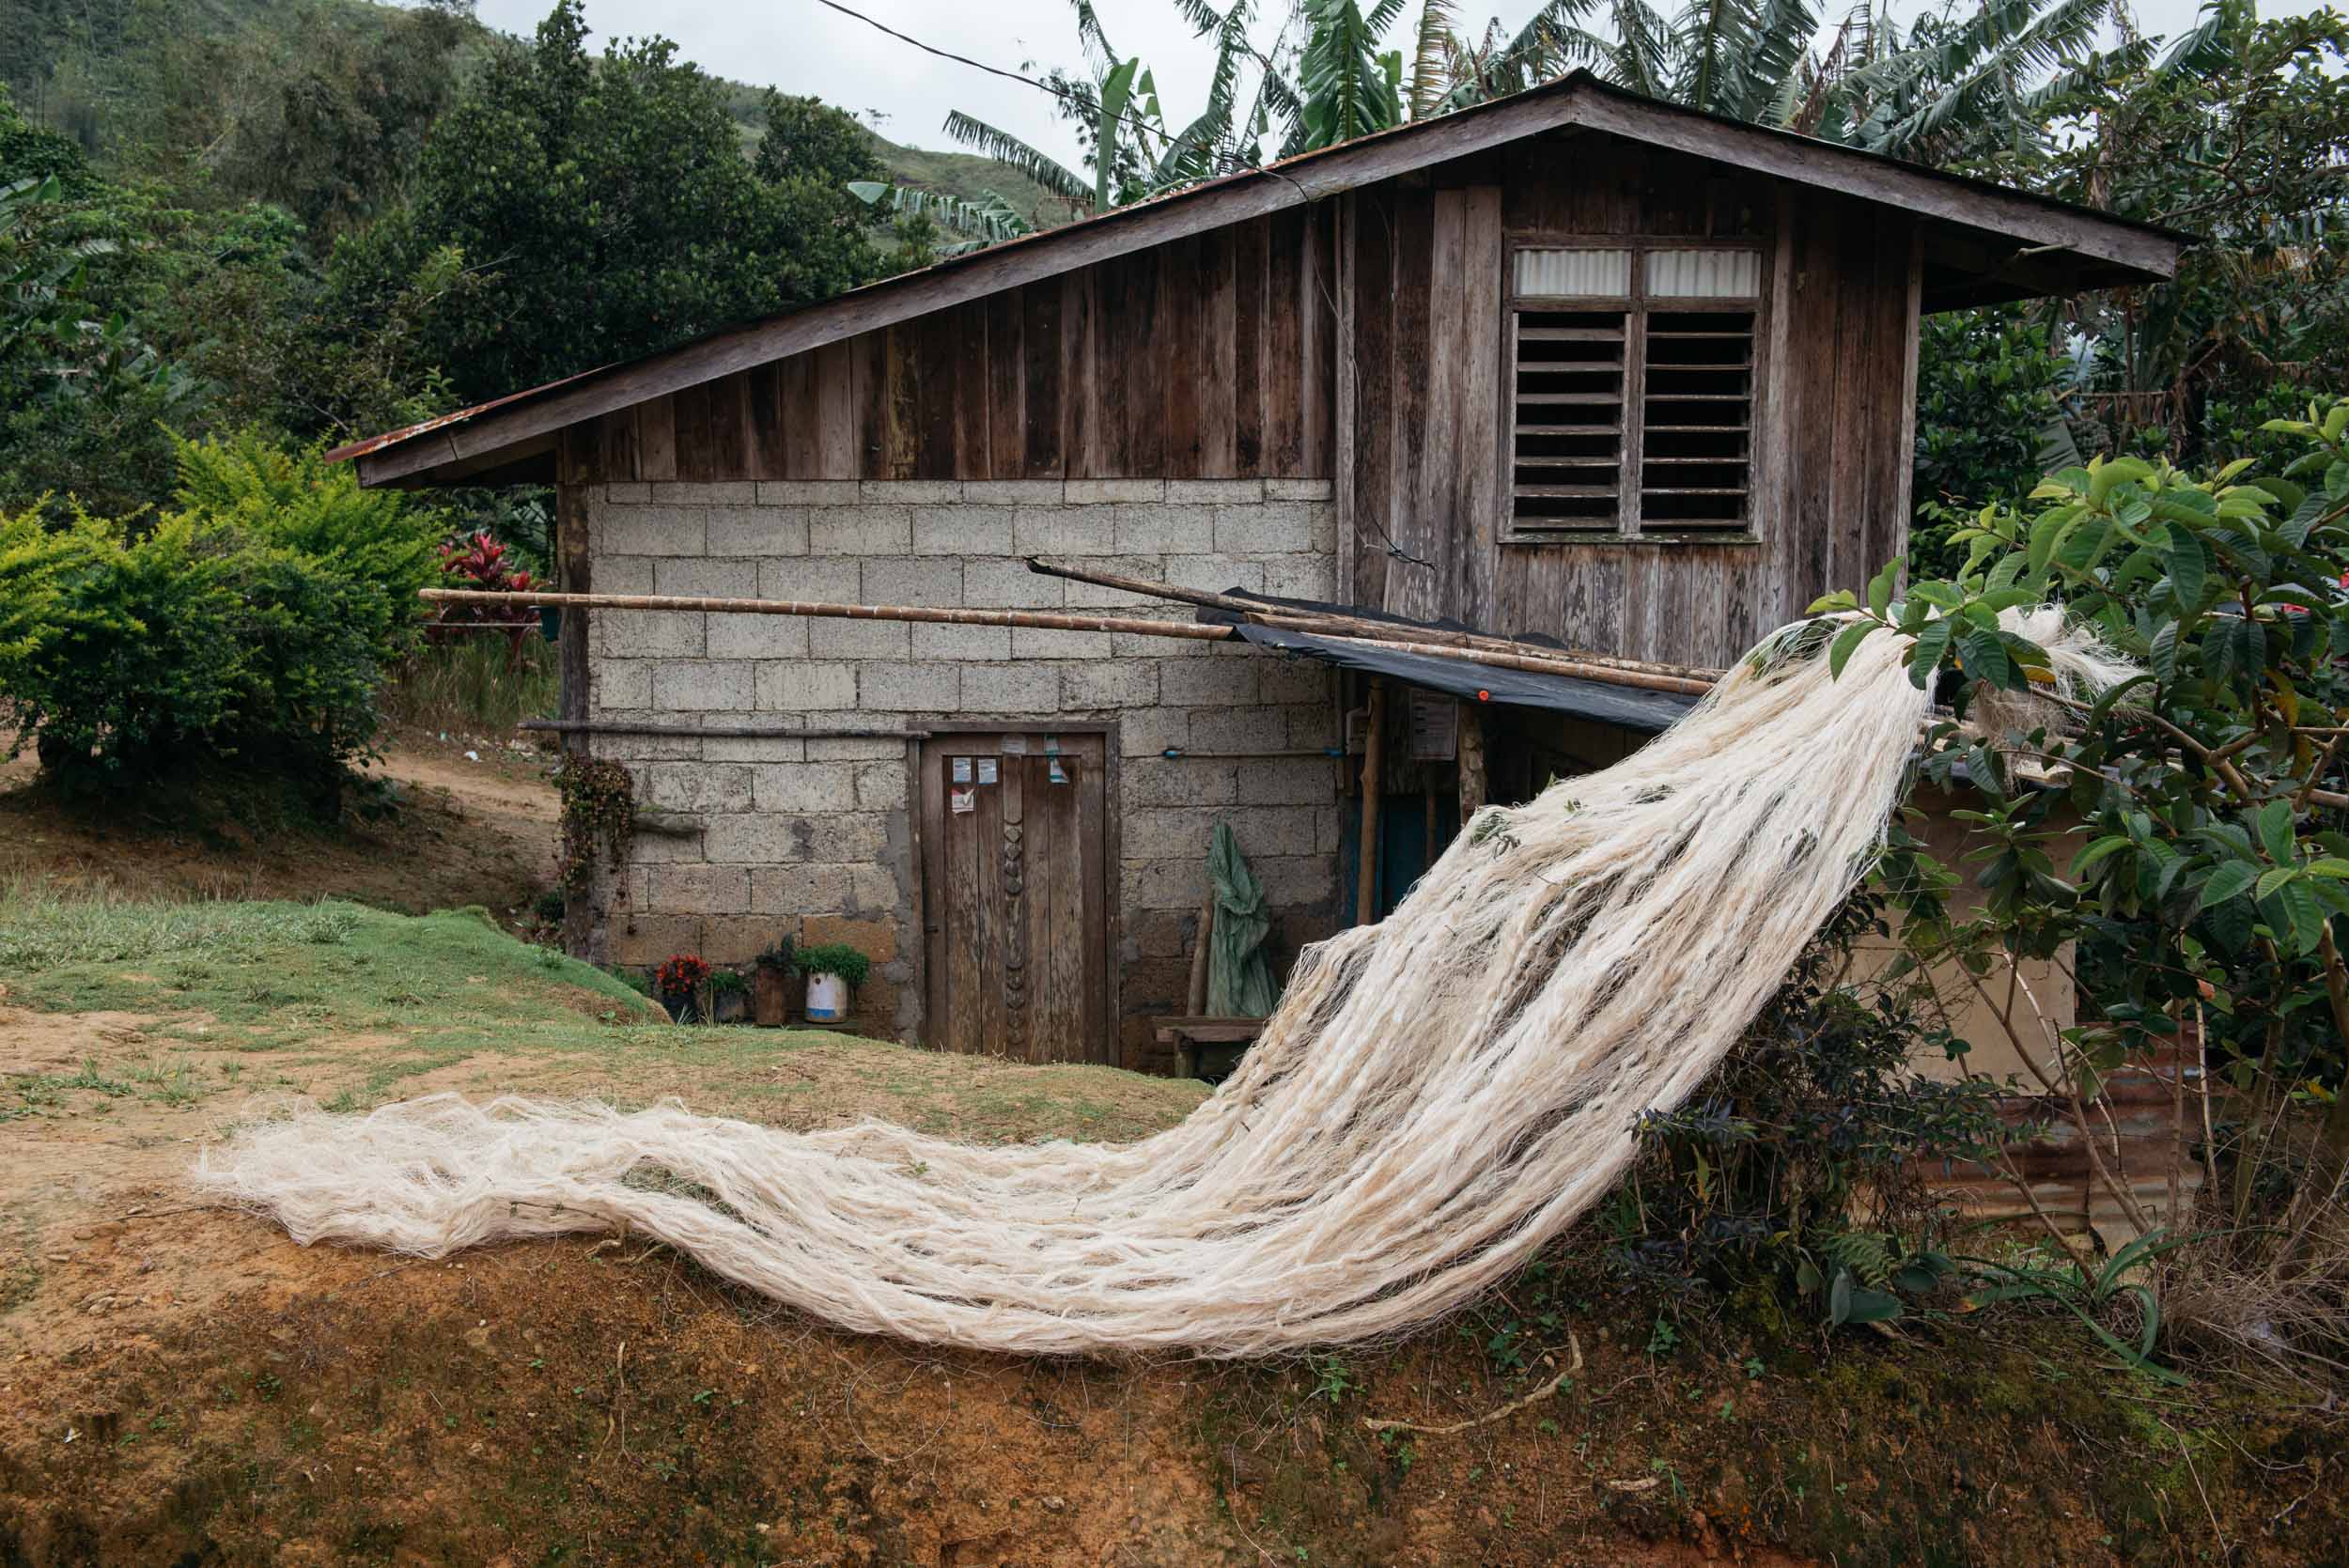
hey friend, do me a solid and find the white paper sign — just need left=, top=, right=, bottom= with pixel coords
left=950, top=787, right=975, bottom=815
left=952, top=756, right=972, bottom=783
left=976, top=757, right=1000, bottom=784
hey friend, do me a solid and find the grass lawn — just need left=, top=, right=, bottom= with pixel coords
left=0, top=895, right=1207, bottom=1141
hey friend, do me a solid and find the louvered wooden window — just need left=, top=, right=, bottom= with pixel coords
left=1503, top=241, right=1764, bottom=542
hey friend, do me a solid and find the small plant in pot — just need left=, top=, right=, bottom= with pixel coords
left=792, top=942, right=869, bottom=1025
left=709, top=967, right=749, bottom=1025
left=752, top=938, right=796, bottom=1027
left=653, top=953, right=710, bottom=1024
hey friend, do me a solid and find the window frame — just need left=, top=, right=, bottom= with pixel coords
left=1499, top=235, right=1771, bottom=546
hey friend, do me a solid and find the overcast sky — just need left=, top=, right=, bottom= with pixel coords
left=467, top=0, right=2324, bottom=173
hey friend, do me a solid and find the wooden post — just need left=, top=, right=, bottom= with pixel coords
left=1356, top=680, right=1386, bottom=926
left=1457, top=700, right=1488, bottom=823
left=554, top=484, right=594, bottom=961
left=1186, top=893, right=1216, bottom=1017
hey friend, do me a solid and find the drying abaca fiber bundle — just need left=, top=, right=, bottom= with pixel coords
left=195, top=612, right=2133, bottom=1358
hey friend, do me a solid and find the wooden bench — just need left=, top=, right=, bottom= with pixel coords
left=1150, top=1016, right=1268, bottom=1080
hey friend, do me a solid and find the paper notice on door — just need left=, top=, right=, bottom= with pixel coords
left=1048, top=758, right=1068, bottom=784
left=1001, top=735, right=1027, bottom=754
left=950, top=787, right=975, bottom=815
left=952, top=756, right=972, bottom=783
left=976, top=757, right=999, bottom=784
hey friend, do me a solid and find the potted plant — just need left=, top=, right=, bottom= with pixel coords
left=791, top=942, right=869, bottom=1025
left=709, top=967, right=749, bottom=1025
left=752, top=939, right=796, bottom=1027
left=653, top=953, right=710, bottom=1023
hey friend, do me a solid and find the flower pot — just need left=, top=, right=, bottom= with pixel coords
left=804, top=971, right=849, bottom=1023
left=712, top=989, right=748, bottom=1025
left=660, top=988, right=699, bottom=1024
left=753, top=966, right=792, bottom=1027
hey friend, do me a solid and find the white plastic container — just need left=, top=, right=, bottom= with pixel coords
left=805, top=971, right=848, bottom=1022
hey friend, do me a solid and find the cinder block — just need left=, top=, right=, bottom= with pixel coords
left=1065, top=478, right=1163, bottom=505
left=1012, top=626, right=1112, bottom=660
left=1123, top=755, right=1237, bottom=807
left=641, top=761, right=755, bottom=813
left=754, top=661, right=857, bottom=710
left=625, top=824, right=705, bottom=862
left=761, top=557, right=862, bottom=602
left=646, top=863, right=751, bottom=913
left=1061, top=661, right=1159, bottom=708
left=594, top=557, right=655, bottom=595
left=605, top=481, right=652, bottom=505
left=860, top=557, right=963, bottom=609
left=861, top=479, right=961, bottom=504
left=809, top=506, right=911, bottom=555
left=1113, top=504, right=1216, bottom=554
left=607, top=913, right=700, bottom=969
left=963, top=559, right=1065, bottom=608
left=809, top=813, right=889, bottom=862
left=1123, top=808, right=1224, bottom=861
left=700, top=736, right=807, bottom=763
left=1125, top=908, right=1190, bottom=961
left=962, top=478, right=1066, bottom=505
left=1187, top=706, right=1286, bottom=753
left=1220, top=805, right=1319, bottom=856
left=1252, top=854, right=1337, bottom=908
left=1167, top=555, right=1264, bottom=596
left=703, top=814, right=817, bottom=863
left=653, top=480, right=754, bottom=505
left=599, top=505, right=704, bottom=557
left=1283, top=702, right=1339, bottom=748
left=587, top=725, right=700, bottom=761
left=842, top=863, right=899, bottom=915
left=655, top=557, right=759, bottom=598
left=1258, top=656, right=1333, bottom=705
left=650, top=660, right=753, bottom=710
left=1123, top=857, right=1207, bottom=911
left=1213, top=502, right=1319, bottom=554
left=1316, top=804, right=1345, bottom=853
left=591, top=660, right=652, bottom=709
left=809, top=618, right=911, bottom=660
left=1235, top=755, right=1340, bottom=804
left=1159, top=659, right=1259, bottom=706
left=910, top=622, right=1012, bottom=660
left=801, top=913, right=898, bottom=965
left=752, top=762, right=858, bottom=814
left=912, top=505, right=1012, bottom=556
left=859, top=661, right=960, bottom=710
left=1011, top=505, right=1103, bottom=556
left=1119, top=707, right=1190, bottom=756
left=695, top=916, right=782, bottom=968
left=757, top=480, right=859, bottom=505
left=1062, top=555, right=1167, bottom=609
left=962, top=663, right=1058, bottom=713
left=752, top=863, right=848, bottom=915
left=708, top=612, right=811, bottom=660
left=809, top=736, right=911, bottom=761
left=853, top=759, right=910, bottom=809
left=1168, top=478, right=1264, bottom=505
left=1263, top=554, right=1336, bottom=601
left=707, top=506, right=810, bottom=557
left=1266, top=478, right=1335, bottom=501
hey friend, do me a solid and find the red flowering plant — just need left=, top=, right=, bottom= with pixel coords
left=654, top=954, right=711, bottom=998
left=429, top=529, right=538, bottom=638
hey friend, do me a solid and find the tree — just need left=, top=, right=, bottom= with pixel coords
left=320, top=0, right=880, bottom=408
left=1815, top=396, right=2349, bottom=1338
left=754, top=89, right=882, bottom=189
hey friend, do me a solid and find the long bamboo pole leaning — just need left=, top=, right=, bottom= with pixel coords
left=1022, top=558, right=1728, bottom=685
left=421, top=590, right=1719, bottom=699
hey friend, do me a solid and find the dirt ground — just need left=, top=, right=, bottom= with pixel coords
left=0, top=732, right=560, bottom=919
left=1, top=749, right=2344, bottom=1565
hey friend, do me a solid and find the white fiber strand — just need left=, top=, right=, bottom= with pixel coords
left=194, top=612, right=2136, bottom=1357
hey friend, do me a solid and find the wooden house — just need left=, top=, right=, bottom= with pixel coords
left=333, top=71, right=2185, bottom=1071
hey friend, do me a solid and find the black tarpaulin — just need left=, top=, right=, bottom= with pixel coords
left=1196, top=591, right=1701, bottom=733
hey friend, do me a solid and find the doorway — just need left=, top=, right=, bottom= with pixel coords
left=916, top=730, right=1113, bottom=1063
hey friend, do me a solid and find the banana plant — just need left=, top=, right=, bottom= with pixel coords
left=845, top=182, right=1034, bottom=255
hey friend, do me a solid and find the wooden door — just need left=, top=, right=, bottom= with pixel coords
left=919, top=732, right=1111, bottom=1063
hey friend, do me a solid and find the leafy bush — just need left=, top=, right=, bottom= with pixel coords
left=0, top=431, right=442, bottom=804
left=1601, top=891, right=2007, bottom=1326
left=791, top=941, right=870, bottom=988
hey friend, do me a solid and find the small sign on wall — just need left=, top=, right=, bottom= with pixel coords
left=950, top=787, right=975, bottom=815
left=976, top=757, right=1000, bottom=784
left=952, top=756, right=973, bottom=783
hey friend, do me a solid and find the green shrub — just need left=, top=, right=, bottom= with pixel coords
left=0, top=431, right=443, bottom=805
left=791, top=941, right=870, bottom=988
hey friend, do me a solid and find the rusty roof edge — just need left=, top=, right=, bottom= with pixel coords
left=333, top=70, right=2192, bottom=479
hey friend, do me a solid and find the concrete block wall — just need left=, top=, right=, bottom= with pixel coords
left=577, top=477, right=1347, bottom=1062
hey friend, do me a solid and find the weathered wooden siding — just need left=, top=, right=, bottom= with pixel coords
left=1344, top=133, right=1920, bottom=668
left=564, top=210, right=1338, bottom=487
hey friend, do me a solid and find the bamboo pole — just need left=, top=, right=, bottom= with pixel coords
left=1186, top=893, right=1216, bottom=1017
left=425, top=590, right=1717, bottom=697
left=1022, top=558, right=1727, bottom=684
left=1357, top=681, right=1386, bottom=926
left=421, top=588, right=1235, bottom=642
left=1457, top=702, right=1488, bottom=820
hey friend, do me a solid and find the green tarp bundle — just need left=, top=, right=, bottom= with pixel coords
left=1206, top=821, right=1277, bottom=1017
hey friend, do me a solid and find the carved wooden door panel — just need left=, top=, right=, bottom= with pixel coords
left=918, top=733, right=1109, bottom=1063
